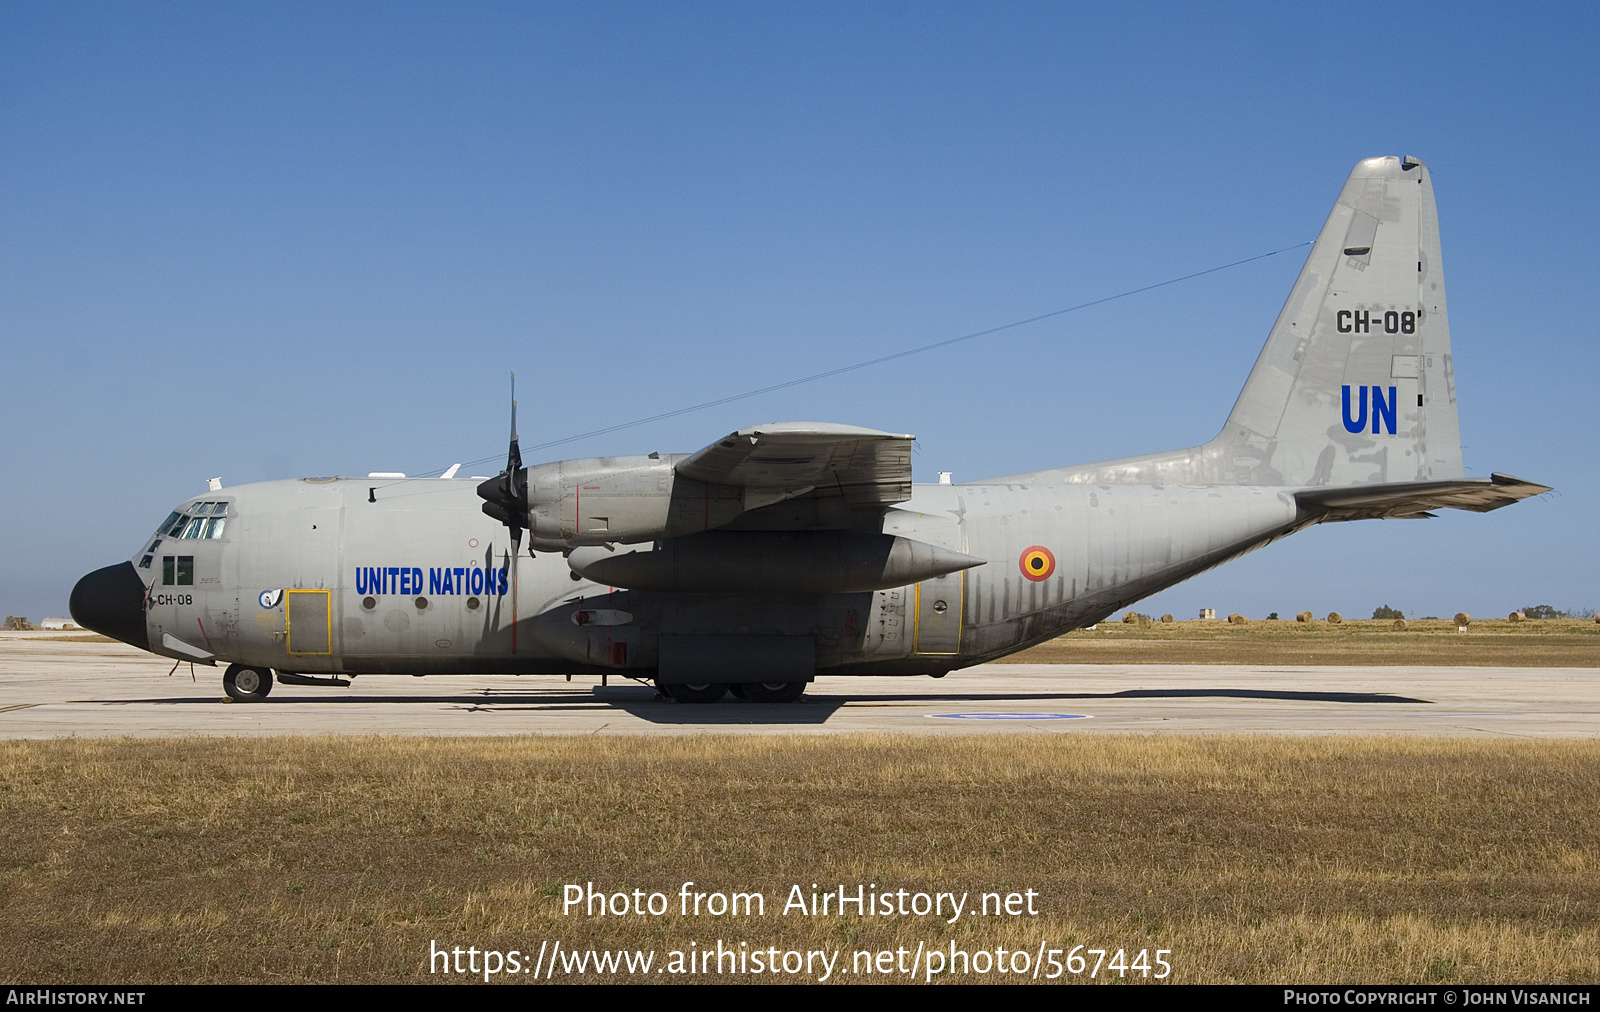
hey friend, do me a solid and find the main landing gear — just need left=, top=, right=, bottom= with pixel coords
left=742, top=681, right=807, bottom=703
left=658, top=681, right=730, bottom=703
left=657, top=680, right=808, bottom=704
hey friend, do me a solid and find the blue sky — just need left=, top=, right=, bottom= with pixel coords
left=2, top=2, right=1595, bottom=621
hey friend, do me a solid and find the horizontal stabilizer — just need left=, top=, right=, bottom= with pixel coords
left=1296, top=473, right=1550, bottom=522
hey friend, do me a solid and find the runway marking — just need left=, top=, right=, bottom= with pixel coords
left=927, top=712, right=1092, bottom=720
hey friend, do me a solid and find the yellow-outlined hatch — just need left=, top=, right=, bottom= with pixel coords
left=286, top=589, right=332, bottom=655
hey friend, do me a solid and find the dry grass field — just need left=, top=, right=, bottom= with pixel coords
left=4, top=734, right=1598, bottom=984
left=1007, top=618, right=1600, bottom=667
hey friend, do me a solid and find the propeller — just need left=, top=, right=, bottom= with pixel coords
left=477, top=374, right=531, bottom=554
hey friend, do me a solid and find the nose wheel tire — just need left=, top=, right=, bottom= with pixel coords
left=223, top=664, right=274, bottom=702
left=741, top=681, right=807, bottom=703
left=659, top=681, right=729, bottom=704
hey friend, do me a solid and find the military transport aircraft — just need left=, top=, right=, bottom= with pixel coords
left=70, top=156, right=1548, bottom=703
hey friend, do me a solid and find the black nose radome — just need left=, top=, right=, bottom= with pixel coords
left=70, top=562, right=149, bottom=650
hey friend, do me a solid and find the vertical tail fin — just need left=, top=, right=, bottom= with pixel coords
left=1214, top=155, right=1462, bottom=486
left=994, top=156, right=1467, bottom=490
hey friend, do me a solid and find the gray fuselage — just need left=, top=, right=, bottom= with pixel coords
left=132, top=474, right=1301, bottom=678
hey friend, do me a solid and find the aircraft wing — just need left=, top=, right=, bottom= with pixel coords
left=676, top=422, right=915, bottom=509
left=1296, top=473, right=1550, bottom=522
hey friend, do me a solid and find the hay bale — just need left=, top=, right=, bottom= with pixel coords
left=1393, top=618, right=1408, bottom=631
left=1296, top=610, right=1313, bottom=623
left=1327, top=612, right=1343, bottom=624
left=1228, top=613, right=1248, bottom=626
left=1160, top=614, right=1174, bottom=623
left=1454, top=612, right=1471, bottom=628
left=1509, top=611, right=1526, bottom=623
left=1122, top=611, right=1139, bottom=624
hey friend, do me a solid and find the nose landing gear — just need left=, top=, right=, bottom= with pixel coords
left=223, top=664, right=274, bottom=702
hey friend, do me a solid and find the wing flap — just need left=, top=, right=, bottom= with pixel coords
left=1296, top=473, right=1550, bottom=522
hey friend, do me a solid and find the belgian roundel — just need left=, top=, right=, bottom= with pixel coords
left=1019, top=545, right=1056, bottom=582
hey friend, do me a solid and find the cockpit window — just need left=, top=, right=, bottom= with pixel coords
left=161, top=501, right=233, bottom=540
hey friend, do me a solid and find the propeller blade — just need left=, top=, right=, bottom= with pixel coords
left=508, top=372, right=522, bottom=473
left=476, top=373, right=529, bottom=550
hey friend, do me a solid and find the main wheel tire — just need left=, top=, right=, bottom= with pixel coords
left=741, top=681, right=806, bottom=703
left=223, top=664, right=274, bottom=702
left=660, top=681, right=729, bottom=704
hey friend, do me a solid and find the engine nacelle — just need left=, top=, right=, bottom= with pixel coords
left=515, top=455, right=749, bottom=551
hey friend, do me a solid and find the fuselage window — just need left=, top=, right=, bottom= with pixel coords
left=161, top=556, right=194, bottom=586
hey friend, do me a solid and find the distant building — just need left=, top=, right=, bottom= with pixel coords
left=1199, top=608, right=1216, bottom=620
left=40, top=618, right=80, bottom=630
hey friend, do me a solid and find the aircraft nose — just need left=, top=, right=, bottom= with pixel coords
left=69, top=562, right=149, bottom=650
